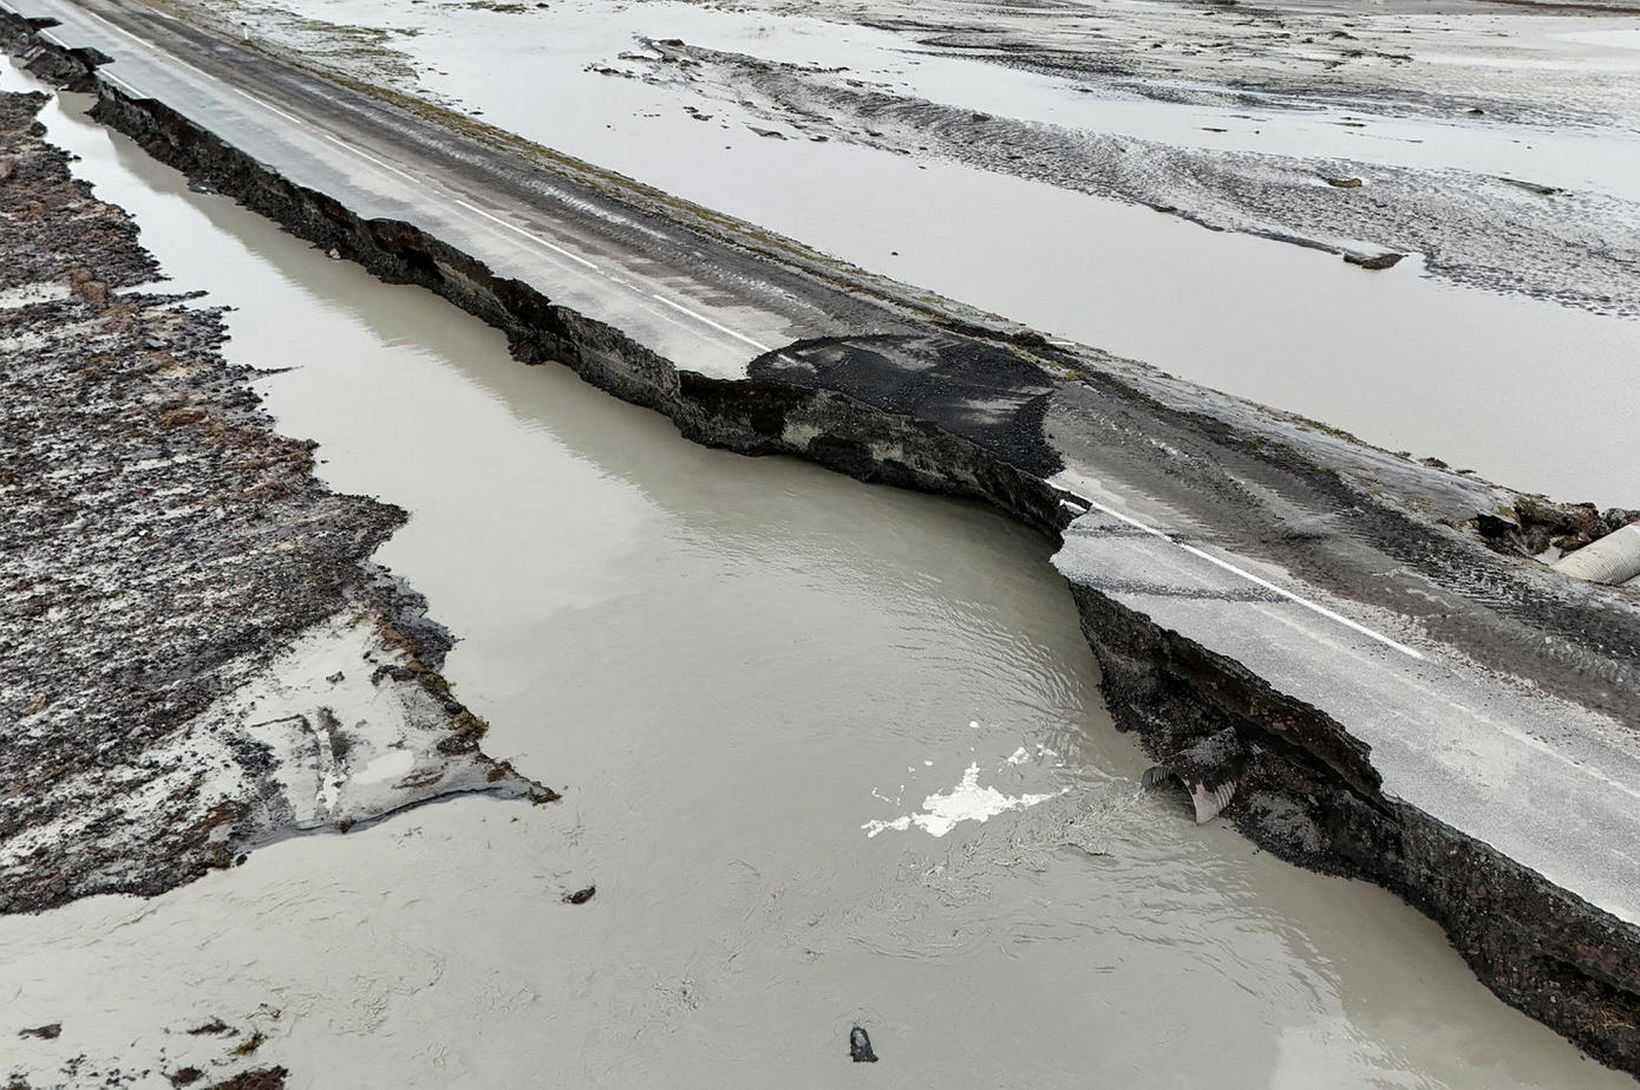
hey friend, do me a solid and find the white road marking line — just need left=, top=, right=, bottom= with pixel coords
left=98, top=69, right=143, bottom=98
left=82, top=5, right=395, bottom=181
left=82, top=8, right=422, bottom=193
left=80, top=5, right=286, bottom=119
left=649, top=294, right=772, bottom=352
left=228, top=84, right=301, bottom=127
left=1248, top=595, right=1640, bottom=803
left=74, top=6, right=148, bottom=47
left=450, top=198, right=597, bottom=270
left=1077, top=495, right=1425, bottom=660
left=313, top=128, right=419, bottom=183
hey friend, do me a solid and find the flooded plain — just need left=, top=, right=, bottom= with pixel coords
left=193, top=0, right=1640, bottom=507
left=0, top=71, right=1631, bottom=1089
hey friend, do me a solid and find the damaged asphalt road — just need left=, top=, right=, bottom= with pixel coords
left=4, top=0, right=1640, bottom=1079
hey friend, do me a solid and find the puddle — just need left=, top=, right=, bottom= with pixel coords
left=0, top=67, right=1630, bottom=1090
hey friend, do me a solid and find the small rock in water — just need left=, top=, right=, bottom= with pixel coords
left=849, top=1025, right=878, bottom=1063
left=326, top=247, right=341, bottom=260
left=1344, top=250, right=1406, bottom=270
left=563, top=884, right=596, bottom=905
left=1325, top=176, right=1364, bottom=188
left=19, top=1023, right=62, bottom=1039
left=1499, top=177, right=1562, bottom=197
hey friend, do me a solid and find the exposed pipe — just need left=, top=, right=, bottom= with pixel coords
left=1552, top=523, right=1640, bottom=585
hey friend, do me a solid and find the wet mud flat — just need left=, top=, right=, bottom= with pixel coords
left=6, top=5, right=1640, bottom=1081
left=0, top=85, right=547, bottom=933
left=634, top=36, right=1640, bottom=315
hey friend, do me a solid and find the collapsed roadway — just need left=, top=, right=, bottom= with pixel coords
left=3, top=0, right=1639, bottom=1075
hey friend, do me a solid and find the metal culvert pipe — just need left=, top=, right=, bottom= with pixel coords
left=1552, top=523, right=1640, bottom=585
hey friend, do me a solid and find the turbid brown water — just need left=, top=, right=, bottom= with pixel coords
left=0, top=72, right=1629, bottom=1090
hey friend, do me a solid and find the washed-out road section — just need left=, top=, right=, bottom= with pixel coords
left=4, top=0, right=1640, bottom=1075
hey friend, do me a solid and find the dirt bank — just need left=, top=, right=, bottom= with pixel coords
left=0, top=85, right=551, bottom=916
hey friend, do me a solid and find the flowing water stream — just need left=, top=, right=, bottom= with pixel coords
left=0, top=69, right=1628, bottom=1090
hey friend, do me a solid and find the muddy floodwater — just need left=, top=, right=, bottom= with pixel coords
left=1, top=75, right=1629, bottom=1090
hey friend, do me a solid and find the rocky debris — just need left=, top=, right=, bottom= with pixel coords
left=204, top=1069, right=287, bottom=1090
left=1499, top=176, right=1564, bottom=197
left=848, top=1026, right=879, bottom=1062
left=792, top=0, right=1638, bottom=123
left=563, top=883, right=597, bottom=904
left=0, top=88, right=551, bottom=916
left=9, top=1013, right=293, bottom=1089
left=16, top=1024, right=60, bottom=1041
left=11, top=38, right=109, bottom=95
left=1342, top=250, right=1405, bottom=270
left=229, top=1032, right=266, bottom=1057
left=185, top=1020, right=235, bottom=1037
left=1476, top=496, right=1640, bottom=557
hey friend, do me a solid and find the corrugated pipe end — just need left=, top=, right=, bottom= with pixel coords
left=1552, top=524, right=1640, bottom=585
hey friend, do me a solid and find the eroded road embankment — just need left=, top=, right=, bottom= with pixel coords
left=0, top=86, right=551, bottom=918
left=4, top=5, right=1640, bottom=1078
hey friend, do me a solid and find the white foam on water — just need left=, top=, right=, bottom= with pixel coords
left=862, top=762, right=1065, bottom=838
